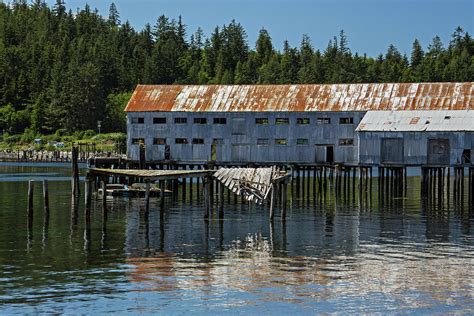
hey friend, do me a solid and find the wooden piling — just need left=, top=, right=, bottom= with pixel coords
left=269, top=185, right=275, bottom=222
left=71, top=146, right=80, bottom=197
left=182, top=166, right=187, bottom=202
left=160, top=180, right=165, bottom=209
left=218, top=182, right=224, bottom=218
left=43, top=180, right=50, bottom=214
left=101, top=180, right=107, bottom=209
left=281, top=181, right=288, bottom=220
left=145, top=181, right=151, bottom=213
left=139, top=143, right=146, bottom=170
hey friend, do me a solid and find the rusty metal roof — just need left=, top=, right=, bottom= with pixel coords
left=356, top=110, right=474, bottom=132
left=124, top=83, right=474, bottom=112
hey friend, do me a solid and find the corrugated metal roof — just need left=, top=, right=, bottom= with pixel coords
left=125, top=82, right=473, bottom=112
left=356, top=110, right=474, bottom=132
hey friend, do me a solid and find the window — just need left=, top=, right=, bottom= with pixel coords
left=256, top=118, right=269, bottom=125
left=339, top=138, right=354, bottom=146
left=275, top=139, right=288, bottom=145
left=317, top=117, right=331, bottom=124
left=296, top=139, right=309, bottom=145
left=296, top=118, right=310, bottom=125
left=213, top=117, right=227, bottom=124
left=192, top=138, right=204, bottom=144
left=131, top=117, right=144, bottom=124
left=153, top=138, right=166, bottom=145
left=174, top=117, right=187, bottom=124
left=232, top=118, right=246, bottom=135
left=153, top=117, right=166, bottom=124
left=213, top=138, right=224, bottom=144
left=275, top=118, right=289, bottom=125
left=131, top=138, right=144, bottom=145
left=194, top=117, right=207, bottom=124
left=257, top=138, right=269, bottom=145
left=175, top=138, right=188, bottom=144
left=339, top=117, right=354, bottom=124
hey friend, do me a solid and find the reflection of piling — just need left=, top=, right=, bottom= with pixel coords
left=27, top=180, right=34, bottom=230
left=469, top=167, right=474, bottom=208
left=203, top=176, right=211, bottom=219
left=42, top=180, right=49, bottom=214
left=280, top=180, right=288, bottom=220
left=84, top=176, right=92, bottom=210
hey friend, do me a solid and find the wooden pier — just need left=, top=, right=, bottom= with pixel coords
left=86, top=166, right=291, bottom=221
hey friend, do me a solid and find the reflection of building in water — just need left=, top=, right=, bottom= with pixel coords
left=126, top=233, right=474, bottom=310
left=124, top=200, right=473, bottom=310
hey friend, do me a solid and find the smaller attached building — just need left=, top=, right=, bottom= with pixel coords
left=357, top=110, right=474, bottom=166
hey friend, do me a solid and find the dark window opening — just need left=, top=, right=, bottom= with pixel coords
left=275, top=139, right=288, bottom=145
left=132, top=138, right=144, bottom=145
left=339, top=138, right=354, bottom=146
left=339, top=117, right=354, bottom=124
left=132, top=117, right=144, bottom=124
left=153, top=138, right=166, bottom=145
left=275, top=118, right=289, bottom=125
left=194, top=117, right=207, bottom=124
left=174, top=117, right=187, bottom=124
left=213, top=138, right=224, bottom=144
left=462, top=149, right=471, bottom=164
left=317, top=118, right=331, bottom=124
left=256, top=118, right=269, bottom=125
left=213, top=117, right=227, bottom=124
left=192, top=138, right=204, bottom=144
left=296, top=118, right=310, bottom=125
left=153, top=117, right=166, bottom=124
left=175, top=138, right=188, bottom=144
left=297, top=139, right=309, bottom=145
left=257, top=138, right=269, bottom=145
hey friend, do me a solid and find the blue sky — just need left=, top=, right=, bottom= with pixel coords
left=44, top=0, right=473, bottom=56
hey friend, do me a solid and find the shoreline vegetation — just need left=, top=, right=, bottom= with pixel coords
left=0, top=131, right=126, bottom=153
left=0, top=1, right=472, bottom=150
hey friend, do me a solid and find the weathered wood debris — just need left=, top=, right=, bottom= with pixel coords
left=213, top=167, right=289, bottom=205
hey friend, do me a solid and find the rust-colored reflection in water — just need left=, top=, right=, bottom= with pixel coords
left=0, top=164, right=473, bottom=314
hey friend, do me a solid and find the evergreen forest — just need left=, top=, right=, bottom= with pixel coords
left=0, top=0, right=473, bottom=139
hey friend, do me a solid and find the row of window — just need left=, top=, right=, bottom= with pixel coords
left=131, top=117, right=354, bottom=125
left=132, top=138, right=354, bottom=146
left=132, top=117, right=227, bottom=125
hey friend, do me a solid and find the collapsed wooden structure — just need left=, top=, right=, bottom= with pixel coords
left=85, top=166, right=291, bottom=221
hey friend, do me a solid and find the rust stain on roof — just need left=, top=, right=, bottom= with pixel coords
left=124, top=83, right=474, bottom=112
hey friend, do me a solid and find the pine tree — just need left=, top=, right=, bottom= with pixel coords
left=108, top=3, right=120, bottom=26
left=256, top=28, right=273, bottom=66
left=410, top=39, right=424, bottom=67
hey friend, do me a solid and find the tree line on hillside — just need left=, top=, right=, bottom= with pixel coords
left=0, top=0, right=473, bottom=136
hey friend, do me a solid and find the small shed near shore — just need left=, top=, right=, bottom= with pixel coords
left=356, top=110, right=474, bottom=166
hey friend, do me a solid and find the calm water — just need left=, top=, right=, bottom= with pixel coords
left=0, top=164, right=473, bottom=314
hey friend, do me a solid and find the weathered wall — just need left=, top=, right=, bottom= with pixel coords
left=127, top=111, right=365, bottom=164
left=358, top=131, right=473, bottom=165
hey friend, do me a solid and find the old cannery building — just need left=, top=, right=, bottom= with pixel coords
left=357, top=110, right=474, bottom=166
left=124, top=82, right=473, bottom=165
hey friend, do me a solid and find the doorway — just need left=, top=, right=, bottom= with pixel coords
left=164, top=145, right=171, bottom=160
left=427, top=138, right=450, bottom=165
left=381, top=138, right=404, bottom=164
left=315, top=145, right=334, bottom=163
